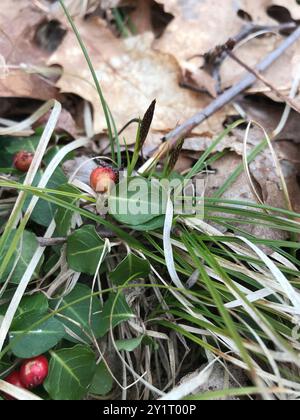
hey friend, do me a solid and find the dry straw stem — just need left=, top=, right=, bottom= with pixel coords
left=0, top=380, right=42, bottom=401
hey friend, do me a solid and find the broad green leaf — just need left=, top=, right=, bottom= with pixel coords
left=67, top=225, right=105, bottom=275
left=89, top=362, right=113, bottom=396
left=55, top=184, right=81, bottom=236
left=23, top=168, right=67, bottom=227
left=16, top=294, right=49, bottom=317
left=43, top=252, right=60, bottom=275
left=51, top=284, right=103, bottom=343
left=110, top=254, right=150, bottom=285
left=9, top=312, right=65, bottom=358
left=133, top=215, right=165, bottom=232
left=0, top=136, right=40, bottom=168
left=44, top=345, right=97, bottom=400
left=116, top=336, right=143, bottom=352
left=0, top=230, right=39, bottom=284
left=0, top=293, right=49, bottom=317
left=108, top=177, right=167, bottom=226
left=0, top=153, right=12, bottom=168
left=5, top=135, right=40, bottom=154
left=97, top=293, right=134, bottom=338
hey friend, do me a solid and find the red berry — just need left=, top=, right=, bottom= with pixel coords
left=13, top=151, right=34, bottom=172
left=19, top=356, right=49, bottom=389
left=90, top=166, right=118, bottom=193
left=5, top=371, right=24, bottom=388
left=4, top=371, right=25, bottom=400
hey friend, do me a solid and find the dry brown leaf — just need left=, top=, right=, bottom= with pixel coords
left=220, top=36, right=300, bottom=101
left=201, top=136, right=300, bottom=242
left=33, top=108, right=78, bottom=137
left=154, top=0, right=243, bottom=65
left=0, top=70, right=57, bottom=101
left=49, top=16, right=232, bottom=144
left=183, top=134, right=247, bottom=156
left=204, top=152, right=255, bottom=203
left=129, top=0, right=153, bottom=34
left=185, top=94, right=300, bottom=218
left=0, top=0, right=58, bottom=100
left=155, top=0, right=300, bottom=103
left=100, top=0, right=123, bottom=9
left=48, top=0, right=100, bottom=18
left=183, top=91, right=300, bottom=155
left=250, top=140, right=300, bottom=213
left=241, top=0, right=300, bottom=21
left=203, top=152, right=290, bottom=244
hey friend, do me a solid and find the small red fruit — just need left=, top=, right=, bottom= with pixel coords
left=5, top=371, right=24, bottom=388
left=4, top=371, right=25, bottom=399
left=13, top=151, right=34, bottom=172
left=19, top=356, right=49, bottom=389
left=90, top=166, right=118, bottom=193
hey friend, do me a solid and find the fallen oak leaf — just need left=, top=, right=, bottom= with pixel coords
left=0, top=0, right=58, bottom=100
left=154, top=0, right=300, bottom=105
left=48, top=17, right=232, bottom=145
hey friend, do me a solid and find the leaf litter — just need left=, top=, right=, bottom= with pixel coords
left=0, top=0, right=300, bottom=401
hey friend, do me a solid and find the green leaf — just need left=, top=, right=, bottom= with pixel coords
left=55, top=184, right=81, bottom=236
left=67, top=225, right=105, bottom=275
left=43, top=252, right=60, bottom=275
left=89, top=362, right=113, bottom=396
left=23, top=168, right=67, bottom=227
left=0, top=230, right=39, bottom=284
left=0, top=293, right=48, bottom=317
left=51, top=284, right=103, bottom=343
left=17, top=294, right=49, bottom=317
left=44, top=345, right=97, bottom=400
left=108, top=177, right=167, bottom=226
left=110, top=254, right=150, bottom=285
left=5, top=135, right=40, bottom=154
left=133, top=215, right=165, bottom=232
left=97, top=293, right=134, bottom=338
left=116, top=336, right=143, bottom=352
left=6, top=294, right=48, bottom=319
left=9, top=312, right=65, bottom=358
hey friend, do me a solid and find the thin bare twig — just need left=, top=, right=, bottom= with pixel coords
left=203, top=22, right=296, bottom=92
left=228, top=50, right=300, bottom=114
left=37, top=237, right=66, bottom=247
left=160, top=26, right=300, bottom=155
